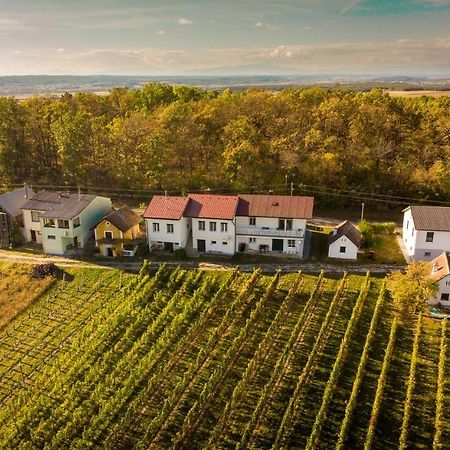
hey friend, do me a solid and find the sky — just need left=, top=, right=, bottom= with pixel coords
left=0, top=0, right=449, bottom=76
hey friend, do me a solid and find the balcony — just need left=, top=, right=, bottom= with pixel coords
left=236, top=227, right=304, bottom=238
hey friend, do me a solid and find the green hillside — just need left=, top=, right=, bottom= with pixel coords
left=0, top=264, right=447, bottom=449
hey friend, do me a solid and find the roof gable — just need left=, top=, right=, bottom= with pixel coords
left=21, top=191, right=98, bottom=219
left=0, top=186, right=35, bottom=217
left=408, top=205, right=450, bottom=232
left=186, top=194, right=239, bottom=220
left=143, top=196, right=190, bottom=220
left=236, top=194, right=314, bottom=219
left=329, top=220, right=362, bottom=248
left=427, top=252, right=450, bottom=283
left=100, top=206, right=142, bottom=232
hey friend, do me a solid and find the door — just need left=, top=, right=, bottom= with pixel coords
left=73, top=236, right=78, bottom=248
left=272, top=239, right=284, bottom=252
left=106, top=247, right=114, bottom=257
left=197, top=239, right=206, bottom=252
left=30, top=230, right=36, bottom=242
left=164, top=242, right=174, bottom=252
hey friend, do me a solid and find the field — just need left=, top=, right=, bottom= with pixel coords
left=0, top=263, right=448, bottom=449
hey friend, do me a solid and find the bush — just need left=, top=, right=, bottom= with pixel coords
left=135, top=239, right=150, bottom=258
left=31, top=263, right=60, bottom=279
left=358, top=220, right=396, bottom=249
left=174, top=248, right=188, bottom=260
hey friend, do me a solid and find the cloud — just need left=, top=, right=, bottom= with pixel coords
left=156, top=30, right=166, bottom=35
left=177, top=18, right=192, bottom=25
left=255, top=22, right=263, bottom=27
left=254, top=21, right=277, bottom=30
left=0, top=36, right=449, bottom=76
left=57, top=48, right=65, bottom=53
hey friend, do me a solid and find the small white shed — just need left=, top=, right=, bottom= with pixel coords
left=328, top=220, right=361, bottom=260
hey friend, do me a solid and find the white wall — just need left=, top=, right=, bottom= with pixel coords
left=430, top=274, right=450, bottom=306
left=191, top=218, right=235, bottom=255
left=328, top=236, right=358, bottom=260
left=146, top=217, right=190, bottom=251
left=235, top=235, right=303, bottom=256
left=235, top=216, right=306, bottom=233
left=403, top=209, right=450, bottom=261
left=22, top=209, right=44, bottom=243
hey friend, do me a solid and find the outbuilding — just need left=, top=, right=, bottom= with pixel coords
left=328, top=220, right=361, bottom=260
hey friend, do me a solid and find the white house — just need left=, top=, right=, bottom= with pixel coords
left=186, top=194, right=238, bottom=256
left=403, top=206, right=450, bottom=261
left=21, top=191, right=112, bottom=255
left=143, top=193, right=314, bottom=258
left=328, top=220, right=361, bottom=260
left=427, top=252, right=450, bottom=307
left=235, top=195, right=313, bottom=257
left=143, top=195, right=191, bottom=252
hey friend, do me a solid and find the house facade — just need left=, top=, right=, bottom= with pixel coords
left=22, top=191, right=112, bottom=255
left=143, top=193, right=314, bottom=258
left=144, top=196, right=191, bottom=252
left=187, top=194, right=238, bottom=256
left=235, top=195, right=313, bottom=257
left=328, top=220, right=361, bottom=260
left=95, top=206, right=142, bottom=257
left=0, top=185, right=35, bottom=245
left=403, top=206, right=450, bottom=261
left=427, top=252, right=450, bottom=307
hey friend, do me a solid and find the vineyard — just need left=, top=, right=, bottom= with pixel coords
left=0, top=263, right=449, bottom=449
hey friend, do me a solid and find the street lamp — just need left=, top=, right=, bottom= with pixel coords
left=361, top=202, right=365, bottom=221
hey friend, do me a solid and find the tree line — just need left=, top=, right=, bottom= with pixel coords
left=0, top=84, right=449, bottom=207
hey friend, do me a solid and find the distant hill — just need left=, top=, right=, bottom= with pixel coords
left=0, top=74, right=449, bottom=97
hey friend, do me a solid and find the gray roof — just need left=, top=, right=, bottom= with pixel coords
left=0, top=186, right=35, bottom=218
left=21, top=191, right=98, bottom=220
left=100, top=206, right=142, bottom=232
left=329, top=220, right=362, bottom=248
left=408, top=206, right=450, bottom=232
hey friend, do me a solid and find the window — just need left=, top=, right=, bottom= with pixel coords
left=288, top=240, right=296, bottom=248
left=249, top=217, right=256, bottom=226
left=406, top=220, right=409, bottom=230
left=73, top=217, right=80, bottom=228
left=424, top=251, right=431, bottom=257
left=58, top=219, right=69, bottom=229
left=411, top=227, right=414, bottom=237
left=426, top=232, right=434, bottom=242
left=340, top=246, right=346, bottom=253
left=221, top=222, right=228, bottom=232
left=104, top=231, right=113, bottom=239
left=31, top=211, right=41, bottom=222
left=446, top=281, right=450, bottom=286
left=223, top=241, right=228, bottom=245
left=43, top=218, right=55, bottom=228
left=211, top=240, right=216, bottom=245
left=167, top=223, right=174, bottom=233
left=441, top=293, right=450, bottom=301
left=153, top=223, right=159, bottom=232
left=286, top=219, right=293, bottom=230
left=210, top=221, right=216, bottom=232
left=47, top=235, right=56, bottom=240
left=198, top=220, right=205, bottom=231
left=249, top=237, right=256, bottom=243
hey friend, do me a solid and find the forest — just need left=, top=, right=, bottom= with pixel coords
left=0, top=84, right=449, bottom=207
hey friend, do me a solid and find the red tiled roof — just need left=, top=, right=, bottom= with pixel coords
left=143, top=196, right=190, bottom=220
left=236, top=194, right=314, bottom=219
left=186, top=194, right=239, bottom=220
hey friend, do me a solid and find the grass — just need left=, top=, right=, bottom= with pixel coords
left=0, top=265, right=446, bottom=449
left=0, top=263, right=55, bottom=328
left=309, top=230, right=405, bottom=265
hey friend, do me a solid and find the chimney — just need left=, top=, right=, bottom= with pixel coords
left=24, top=183, right=28, bottom=199
left=78, top=187, right=81, bottom=201
left=432, top=262, right=439, bottom=274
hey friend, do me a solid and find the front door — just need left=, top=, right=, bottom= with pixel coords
left=272, top=239, right=284, bottom=252
left=73, top=236, right=78, bottom=248
left=197, top=239, right=206, bottom=252
left=106, top=247, right=114, bottom=257
left=164, top=242, right=174, bottom=252
left=30, top=230, right=36, bottom=242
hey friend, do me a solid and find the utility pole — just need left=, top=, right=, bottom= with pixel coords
left=361, top=202, right=365, bottom=221
left=290, top=181, right=294, bottom=196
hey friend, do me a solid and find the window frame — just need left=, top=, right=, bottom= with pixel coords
left=152, top=222, right=160, bottom=232
left=31, top=211, right=41, bottom=223
left=339, top=246, right=346, bottom=253
left=426, top=231, right=434, bottom=243
left=249, top=217, right=256, bottom=226
left=287, top=239, right=296, bottom=248
left=221, top=222, right=228, bottom=232
left=210, top=221, right=217, bottom=232
left=104, top=231, right=113, bottom=240
left=198, top=220, right=205, bottom=231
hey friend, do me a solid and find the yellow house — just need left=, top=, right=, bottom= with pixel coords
left=95, top=206, right=142, bottom=257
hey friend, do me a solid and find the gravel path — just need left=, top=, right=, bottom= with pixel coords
left=0, top=250, right=404, bottom=274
